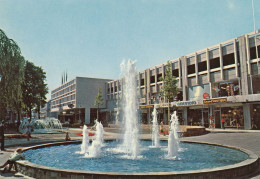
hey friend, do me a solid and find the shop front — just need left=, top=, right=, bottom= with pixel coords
left=220, top=106, right=244, bottom=129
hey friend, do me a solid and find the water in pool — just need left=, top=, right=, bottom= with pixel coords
left=23, top=140, right=248, bottom=173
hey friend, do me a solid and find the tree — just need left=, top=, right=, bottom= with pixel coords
left=159, top=61, right=178, bottom=124
left=22, top=61, right=48, bottom=119
left=0, top=29, right=25, bottom=129
left=94, top=88, right=104, bottom=122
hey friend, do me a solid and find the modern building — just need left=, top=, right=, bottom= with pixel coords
left=50, top=77, right=111, bottom=125
left=106, top=30, right=260, bottom=130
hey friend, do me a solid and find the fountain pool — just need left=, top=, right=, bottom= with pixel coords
left=23, top=140, right=248, bottom=173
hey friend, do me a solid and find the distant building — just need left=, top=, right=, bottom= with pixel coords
left=50, top=77, right=111, bottom=124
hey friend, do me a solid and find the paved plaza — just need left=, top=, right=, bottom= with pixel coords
left=0, top=127, right=260, bottom=179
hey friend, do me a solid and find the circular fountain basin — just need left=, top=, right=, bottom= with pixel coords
left=16, top=140, right=259, bottom=179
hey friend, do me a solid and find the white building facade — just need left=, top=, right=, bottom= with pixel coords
left=50, top=77, right=111, bottom=125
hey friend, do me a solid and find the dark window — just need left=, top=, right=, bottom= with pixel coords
left=210, top=57, right=220, bottom=69
left=223, top=53, right=235, bottom=66
left=107, top=88, right=110, bottom=93
left=140, top=79, right=145, bottom=86
left=111, top=87, right=113, bottom=93
left=187, top=64, right=195, bottom=74
left=157, top=73, right=162, bottom=81
left=172, top=69, right=179, bottom=77
left=115, top=86, right=117, bottom=92
left=250, top=45, right=260, bottom=60
left=150, top=76, right=155, bottom=83
left=198, top=61, right=207, bottom=72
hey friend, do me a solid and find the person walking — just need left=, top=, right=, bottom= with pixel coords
left=160, top=120, right=164, bottom=135
left=26, top=119, right=33, bottom=141
left=221, top=117, right=226, bottom=129
left=0, top=120, right=5, bottom=151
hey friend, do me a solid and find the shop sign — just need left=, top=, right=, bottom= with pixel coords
left=160, top=103, right=171, bottom=108
left=140, top=105, right=154, bottom=109
left=176, top=101, right=197, bottom=106
left=203, top=98, right=227, bottom=104
left=203, top=93, right=210, bottom=99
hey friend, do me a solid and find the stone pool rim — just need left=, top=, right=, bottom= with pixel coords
left=16, top=139, right=259, bottom=178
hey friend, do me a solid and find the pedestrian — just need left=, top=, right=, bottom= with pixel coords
left=26, top=119, right=33, bottom=141
left=251, top=118, right=257, bottom=129
left=221, top=117, right=225, bottom=129
left=160, top=120, right=164, bottom=135
left=0, top=120, right=5, bottom=151
left=65, top=132, right=71, bottom=141
left=0, top=148, right=25, bottom=173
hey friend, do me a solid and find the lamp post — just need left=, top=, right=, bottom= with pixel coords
left=0, top=73, right=5, bottom=151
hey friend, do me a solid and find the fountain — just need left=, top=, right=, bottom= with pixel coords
left=19, top=117, right=63, bottom=134
left=151, top=105, right=160, bottom=148
left=167, top=111, right=180, bottom=158
left=80, top=125, right=89, bottom=154
left=119, top=60, right=140, bottom=158
left=85, top=121, right=104, bottom=158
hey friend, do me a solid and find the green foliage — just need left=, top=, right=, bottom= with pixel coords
left=94, top=88, right=104, bottom=107
left=22, top=61, right=48, bottom=118
left=159, top=61, right=178, bottom=102
left=0, top=29, right=25, bottom=120
left=94, top=88, right=104, bottom=121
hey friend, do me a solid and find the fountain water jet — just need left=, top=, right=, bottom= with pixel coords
left=120, top=60, right=140, bottom=158
left=80, top=125, right=89, bottom=154
left=85, top=121, right=104, bottom=158
left=19, top=117, right=63, bottom=134
left=167, top=111, right=180, bottom=158
left=151, top=105, right=160, bottom=148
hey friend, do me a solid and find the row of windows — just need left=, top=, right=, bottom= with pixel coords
left=51, top=101, right=76, bottom=109
left=51, top=85, right=76, bottom=99
left=52, top=80, right=75, bottom=94
left=187, top=52, right=238, bottom=75
left=52, top=94, right=76, bottom=106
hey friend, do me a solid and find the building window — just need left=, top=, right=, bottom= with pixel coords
left=150, top=76, right=155, bottom=83
left=157, top=73, right=162, bottom=81
left=140, top=78, right=145, bottom=86
left=223, top=53, right=235, bottom=66
left=198, top=61, right=207, bottom=72
left=187, top=64, right=195, bottom=75
left=250, top=46, right=260, bottom=60
left=210, top=57, right=220, bottom=69
left=172, top=69, right=179, bottom=77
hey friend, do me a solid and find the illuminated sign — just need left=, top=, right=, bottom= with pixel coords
left=203, top=98, right=227, bottom=104
left=176, top=101, right=197, bottom=106
left=140, top=105, right=154, bottom=109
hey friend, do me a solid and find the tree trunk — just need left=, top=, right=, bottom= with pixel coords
left=29, top=108, right=32, bottom=120
left=97, top=106, right=99, bottom=122
left=17, top=110, right=21, bottom=132
left=168, top=99, right=170, bottom=125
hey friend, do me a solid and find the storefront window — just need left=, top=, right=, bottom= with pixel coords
left=221, top=107, right=243, bottom=128
left=212, top=80, right=239, bottom=98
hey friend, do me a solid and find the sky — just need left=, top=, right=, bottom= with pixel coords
left=0, top=0, right=259, bottom=100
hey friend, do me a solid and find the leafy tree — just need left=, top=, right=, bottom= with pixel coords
left=0, top=29, right=25, bottom=129
left=159, top=61, right=178, bottom=124
left=94, top=88, right=104, bottom=122
left=22, top=61, right=48, bottom=119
